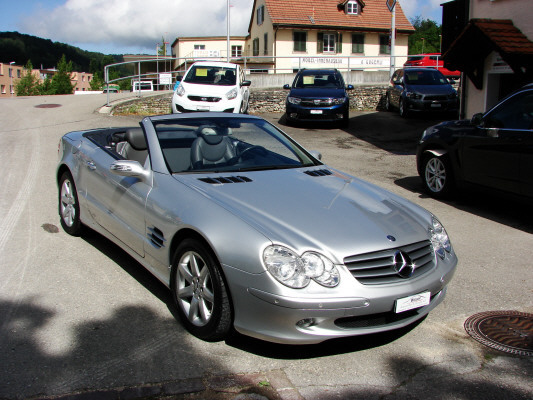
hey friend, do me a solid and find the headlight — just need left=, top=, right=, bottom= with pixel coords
left=429, top=217, right=452, bottom=259
left=332, top=97, right=347, bottom=105
left=176, top=85, right=185, bottom=97
left=406, top=91, right=422, bottom=99
left=287, top=96, right=301, bottom=105
left=263, top=245, right=340, bottom=288
left=226, top=87, right=238, bottom=100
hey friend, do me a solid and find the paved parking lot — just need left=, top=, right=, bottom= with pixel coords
left=0, top=95, right=531, bottom=399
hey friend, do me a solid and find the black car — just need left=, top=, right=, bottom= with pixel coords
left=386, top=68, right=458, bottom=117
left=416, top=84, right=533, bottom=199
left=283, top=69, right=353, bottom=126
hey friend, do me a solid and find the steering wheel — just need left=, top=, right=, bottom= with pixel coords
left=238, top=145, right=267, bottom=160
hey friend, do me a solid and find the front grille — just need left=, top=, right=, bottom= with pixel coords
left=344, top=240, right=435, bottom=285
left=188, top=95, right=221, bottom=102
left=424, top=95, right=448, bottom=101
left=300, top=98, right=334, bottom=106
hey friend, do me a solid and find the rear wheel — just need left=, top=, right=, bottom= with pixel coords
left=58, top=171, right=84, bottom=236
left=385, top=94, right=392, bottom=111
left=171, top=239, right=232, bottom=341
left=422, top=154, right=454, bottom=198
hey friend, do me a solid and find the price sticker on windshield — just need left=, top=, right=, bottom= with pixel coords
left=395, top=291, right=430, bottom=313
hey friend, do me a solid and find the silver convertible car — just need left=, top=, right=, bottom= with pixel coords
left=57, top=113, right=457, bottom=344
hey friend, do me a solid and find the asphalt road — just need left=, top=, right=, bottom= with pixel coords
left=0, top=94, right=531, bottom=400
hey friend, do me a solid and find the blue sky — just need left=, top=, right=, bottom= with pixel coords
left=2, top=0, right=443, bottom=55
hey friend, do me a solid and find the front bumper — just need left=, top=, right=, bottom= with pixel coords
left=404, top=98, right=458, bottom=113
left=223, top=252, right=457, bottom=344
left=285, top=103, right=348, bottom=122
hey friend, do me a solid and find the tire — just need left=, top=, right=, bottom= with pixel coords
left=422, top=154, right=454, bottom=198
left=399, top=99, right=409, bottom=118
left=171, top=239, right=232, bottom=341
left=58, top=171, right=84, bottom=236
left=385, top=94, right=392, bottom=111
left=240, top=100, right=249, bottom=114
left=340, top=110, right=350, bottom=128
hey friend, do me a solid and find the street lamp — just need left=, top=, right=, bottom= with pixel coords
left=9, top=61, right=15, bottom=97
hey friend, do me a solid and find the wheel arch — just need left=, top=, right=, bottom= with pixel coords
left=56, top=164, right=73, bottom=186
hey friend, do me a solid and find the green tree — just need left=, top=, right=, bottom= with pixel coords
left=408, top=16, right=442, bottom=54
left=50, top=54, right=75, bottom=94
left=15, top=60, right=41, bottom=96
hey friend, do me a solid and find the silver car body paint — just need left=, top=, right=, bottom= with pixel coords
left=57, top=113, right=457, bottom=344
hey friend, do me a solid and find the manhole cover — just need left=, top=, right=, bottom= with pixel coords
left=35, top=103, right=62, bottom=108
left=464, top=311, right=533, bottom=356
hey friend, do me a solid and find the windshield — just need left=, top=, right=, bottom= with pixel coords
left=184, top=65, right=237, bottom=86
left=293, top=72, right=344, bottom=89
left=153, top=117, right=320, bottom=173
left=404, top=70, right=448, bottom=85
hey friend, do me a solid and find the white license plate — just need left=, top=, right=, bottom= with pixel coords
left=430, top=103, right=442, bottom=108
left=310, top=110, right=323, bottom=114
left=395, top=292, right=431, bottom=313
left=196, top=106, right=210, bottom=111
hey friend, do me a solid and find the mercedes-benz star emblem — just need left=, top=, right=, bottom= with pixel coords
left=393, top=250, right=415, bottom=278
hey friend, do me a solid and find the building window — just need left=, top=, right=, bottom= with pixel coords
left=293, top=32, right=307, bottom=52
left=8, top=68, right=13, bottom=78
left=257, top=5, right=265, bottom=25
left=379, top=34, right=390, bottom=54
left=317, top=33, right=342, bottom=54
left=264, top=33, right=268, bottom=55
left=1, top=85, right=5, bottom=94
left=17, top=69, right=21, bottom=78
left=346, top=1, right=359, bottom=15
left=352, top=33, right=364, bottom=53
left=194, top=44, right=205, bottom=50
left=253, top=38, right=259, bottom=56
left=232, top=45, right=242, bottom=57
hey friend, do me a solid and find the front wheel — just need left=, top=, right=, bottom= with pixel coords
left=58, top=171, right=84, bottom=236
left=399, top=99, right=409, bottom=118
left=422, top=154, right=454, bottom=198
left=171, top=239, right=232, bottom=341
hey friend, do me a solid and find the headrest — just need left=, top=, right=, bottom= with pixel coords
left=125, top=128, right=147, bottom=151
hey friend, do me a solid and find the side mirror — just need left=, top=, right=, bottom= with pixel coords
left=110, top=160, right=149, bottom=180
left=241, top=80, right=251, bottom=87
left=176, top=75, right=183, bottom=82
left=471, top=113, right=484, bottom=126
left=309, top=150, right=322, bottom=161
left=283, top=84, right=291, bottom=90
left=346, top=84, right=354, bottom=90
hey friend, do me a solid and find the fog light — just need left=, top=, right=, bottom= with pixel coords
left=336, top=114, right=344, bottom=119
left=290, top=113, right=298, bottom=119
left=296, top=318, right=316, bottom=328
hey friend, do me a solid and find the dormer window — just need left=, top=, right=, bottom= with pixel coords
left=346, top=1, right=359, bottom=15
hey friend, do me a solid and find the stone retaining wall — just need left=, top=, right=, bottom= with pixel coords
left=112, top=86, right=388, bottom=116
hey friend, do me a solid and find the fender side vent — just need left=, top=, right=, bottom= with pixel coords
left=148, top=227, right=166, bottom=248
left=304, top=169, right=333, bottom=177
left=199, top=176, right=252, bottom=185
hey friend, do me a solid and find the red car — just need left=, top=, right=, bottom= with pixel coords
left=404, top=53, right=460, bottom=78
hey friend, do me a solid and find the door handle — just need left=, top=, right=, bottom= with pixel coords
left=87, top=160, right=96, bottom=170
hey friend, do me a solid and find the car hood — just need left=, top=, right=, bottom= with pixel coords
left=405, top=84, right=454, bottom=95
left=175, top=168, right=431, bottom=262
left=288, top=88, right=346, bottom=98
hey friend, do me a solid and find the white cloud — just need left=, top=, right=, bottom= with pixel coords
left=20, top=0, right=254, bottom=53
left=398, top=0, right=442, bottom=24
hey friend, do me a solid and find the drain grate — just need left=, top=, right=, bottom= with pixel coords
left=464, top=311, right=533, bottom=357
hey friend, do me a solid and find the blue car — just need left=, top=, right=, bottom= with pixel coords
left=386, top=68, right=459, bottom=118
left=284, top=69, right=353, bottom=127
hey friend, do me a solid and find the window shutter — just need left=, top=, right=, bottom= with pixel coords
left=336, top=33, right=343, bottom=53
left=317, top=33, right=324, bottom=53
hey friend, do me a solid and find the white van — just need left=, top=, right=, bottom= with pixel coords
left=172, top=61, right=251, bottom=113
left=132, top=81, right=154, bottom=92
